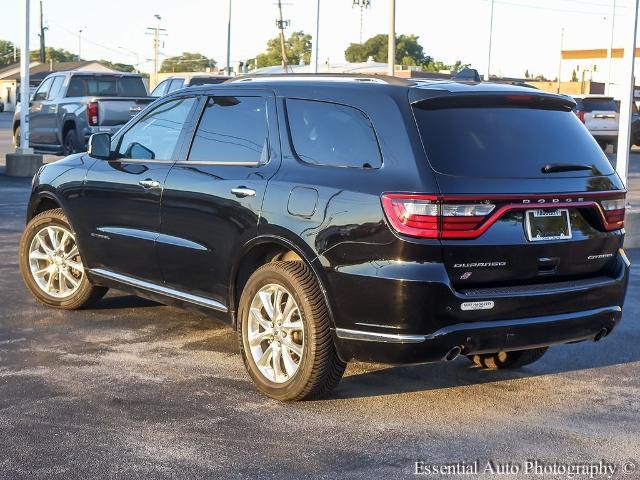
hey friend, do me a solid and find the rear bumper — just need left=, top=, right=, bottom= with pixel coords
left=329, top=249, right=630, bottom=364
left=590, top=131, right=618, bottom=140
left=335, top=306, right=622, bottom=364
left=83, top=125, right=125, bottom=143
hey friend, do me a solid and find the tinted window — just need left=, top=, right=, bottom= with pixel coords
left=286, top=99, right=382, bottom=168
left=48, top=76, right=65, bottom=100
left=579, top=97, right=617, bottom=112
left=188, top=76, right=228, bottom=86
left=168, top=78, right=185, bottom=93
left=188, top=96, right=268, bottom=163
left=33, top=77, right=53, bottom=101
left=66, top=76, right=146, bottom=97
left=117, top=97, right=195, bottom=161
left=413, top=103, right=615, bottom=178
left=150, top=80, right=170, bottom=97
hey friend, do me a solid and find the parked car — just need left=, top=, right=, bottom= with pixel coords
left=150, top=74, right=230, bottom=97
left=572, top=95, right=619, bottom=151
left=19, top=76, right=629, bottom=400
left=12, top=71, right=153, bottom=155
left=615, top=99, right=640, bottom=147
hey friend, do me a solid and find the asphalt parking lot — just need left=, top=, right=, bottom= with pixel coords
left=1, top=111, right=639, bottom=479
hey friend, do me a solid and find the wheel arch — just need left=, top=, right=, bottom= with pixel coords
left=229, top=235, right=334, bottom=331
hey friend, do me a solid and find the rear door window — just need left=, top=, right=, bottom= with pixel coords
left=188, top=96, right=268, bottom=163
left=412, top=98, right=614, bottom=178
left=286, top=99, right=382, bottom=168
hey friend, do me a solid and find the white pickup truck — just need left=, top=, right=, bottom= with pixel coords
left=572, top=95, right=619, bottom=151
left=13, top=71, right=153, bottom=155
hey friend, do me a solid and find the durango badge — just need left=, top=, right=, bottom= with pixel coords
left=461, top=301, right=495, bottom=311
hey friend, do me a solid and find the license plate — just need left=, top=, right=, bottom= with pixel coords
left=524, top=209, right=572, bottom=242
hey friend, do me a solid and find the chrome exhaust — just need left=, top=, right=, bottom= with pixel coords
left=594, top=328, right=609, bottom=342
left=443, top=346, right=462, bottom=362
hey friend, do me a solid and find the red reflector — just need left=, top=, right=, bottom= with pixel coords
left=87, top=101, right=99, bottom=126
left=575, top=110, right=585, bottom=123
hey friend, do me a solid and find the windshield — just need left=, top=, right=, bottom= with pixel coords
left=412, top=102, right=615, bottom=178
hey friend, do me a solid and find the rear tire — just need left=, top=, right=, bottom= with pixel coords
left=63, top=129, right=79, bottom=155
left=238, top=261, right=346, bottom=401
left=467, top=347, right=548, bottom=370
left=19, top=208, right=107, bottom=309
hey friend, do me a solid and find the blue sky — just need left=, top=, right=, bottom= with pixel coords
left=3, top=0, right=636, bottom=80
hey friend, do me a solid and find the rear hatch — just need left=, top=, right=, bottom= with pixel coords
left=408, top=91, right=625, bottom=289
left=93, top=97, right=154, bottom=126
left=576, top=97, right=619, bottom=134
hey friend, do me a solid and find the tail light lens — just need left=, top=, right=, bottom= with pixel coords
left=381, top=194, right=495, bottom=239
left=600, top=198, right=625, bottom=230
left=87, top=101, right=99, bottom=126
left=575, top=110, right=585, bottom=123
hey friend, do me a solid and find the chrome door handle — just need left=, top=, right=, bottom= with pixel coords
left=138, top=179, right=161, bottom=189
left=231, top=187, right=256, bottom=198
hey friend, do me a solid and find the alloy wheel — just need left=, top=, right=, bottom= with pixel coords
left=247, top=284, right=305, bottom=383
left=28, top=225, right=84, bottom=298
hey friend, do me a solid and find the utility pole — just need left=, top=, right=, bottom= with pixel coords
left=312, top=0, right=320, bottom=73
left=615, top=0, right=639, bottom=186
left=276, top=0, right=289, bottom=72
left=606, top=0, right=616, bottom=96
left=352, top=0, right=371, bottom=44
left=226, top=0, right=232, bottom=75
left=19, top=0, right=30, bottom=150
left=485, top=0, right=494, bottom=81
left=557, top=28, right=564, bottom=94
left=38, top=0, right=46, bottom=63
left=387, top=0, right=395, bottom=76
left=146, top=15, right=167, bottom=87
left=77, top=28, right=83, bottom=61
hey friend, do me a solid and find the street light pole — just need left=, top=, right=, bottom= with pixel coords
left=77, top=29, right=83, bottom=61
left=485, top=0, right=494, bottom=81
left=387, top=0, right=395, bottom=76
left=312, top=0, right=320, bottom=73
left=226, top=0, right=231, bottom=75
left=606, top=0, right=616, bottom=96
left=615, top=0, right=639, bottom=187
left=19, top=0, right=30, bottom=150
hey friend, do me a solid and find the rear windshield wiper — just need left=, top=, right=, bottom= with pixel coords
left=541, top=163, right=594, bottom=174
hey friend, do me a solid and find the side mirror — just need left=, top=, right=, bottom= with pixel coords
left=88, top=133, right=113, bottom=160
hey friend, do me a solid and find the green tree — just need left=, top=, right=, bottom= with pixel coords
left=253, top=31, right=312, bottom=68
left=0, top=40, right=16, bottom=67
left=423, top=59, right=470, bottom=73
left=98, top=60, right=136, bottom=72
left=159, top=52, right=216, bottom=73
left=524, top=69, right=530, bottom=79
left=571, top=68, right=578, bottom=82
left=29, top=47, right=77, bottom=63
left=345, top=34, right=431, bottom=66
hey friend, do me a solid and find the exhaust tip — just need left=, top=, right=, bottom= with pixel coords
left=443, top=346, right=462, bottom=362
left=594, top=328, right=609, bottom=342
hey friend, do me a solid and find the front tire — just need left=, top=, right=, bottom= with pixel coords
left=19, top=208, right=107, bottom=309
left=238, top=261, right=346, bottom=401
left=467, top=347, right=548, bottom=370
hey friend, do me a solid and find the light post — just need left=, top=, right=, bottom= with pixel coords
left=226, top=0, right=231, bottom=75
left=615, top=0, right=639, bottom=186
left=485, top=0, right=494, bottom=81
left=387, top=0, right=395, bottom=76
left=78, top=28, right=83, bottom=61
left=312, top=0, right=320, bottom=73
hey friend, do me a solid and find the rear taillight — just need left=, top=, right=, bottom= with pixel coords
left=87, top=101, right=99, bottom=126
left=381, top=194, right=495, bottom=239
left=600, top=198, right=625, bottom=230
left=575, top=110, right=585, bottom=123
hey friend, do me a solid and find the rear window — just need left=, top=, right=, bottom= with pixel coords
left=413, top=100, right=615, bottom=178
left=579, top=97, right=617, bottom=112
left=66, top=76, right=147, bottom=97
left=188, top=77, right=228, bottom=86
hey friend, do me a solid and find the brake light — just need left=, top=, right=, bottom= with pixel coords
left=575, top=110, right=585, bottom=123
left=87, top=101, right=99, bottom=126
left=600, top=198, right=625, bottom=230
left=381, top=194, right=495, bottom=239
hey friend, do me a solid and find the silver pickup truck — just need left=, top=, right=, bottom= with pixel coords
left=13, top=71, right=153, bottom=155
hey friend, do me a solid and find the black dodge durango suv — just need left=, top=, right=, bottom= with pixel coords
left=19, top=75, right=630, bottom=400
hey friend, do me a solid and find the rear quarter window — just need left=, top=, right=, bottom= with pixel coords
left=286, top=99, right=382, bottom=169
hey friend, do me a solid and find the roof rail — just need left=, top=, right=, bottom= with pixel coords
left=231, top=75, right=389, bottom=84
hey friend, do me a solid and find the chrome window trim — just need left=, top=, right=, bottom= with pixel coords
left=90, top=268, right=227, bottom=312
left=97, top=227, right=209, bottom=251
